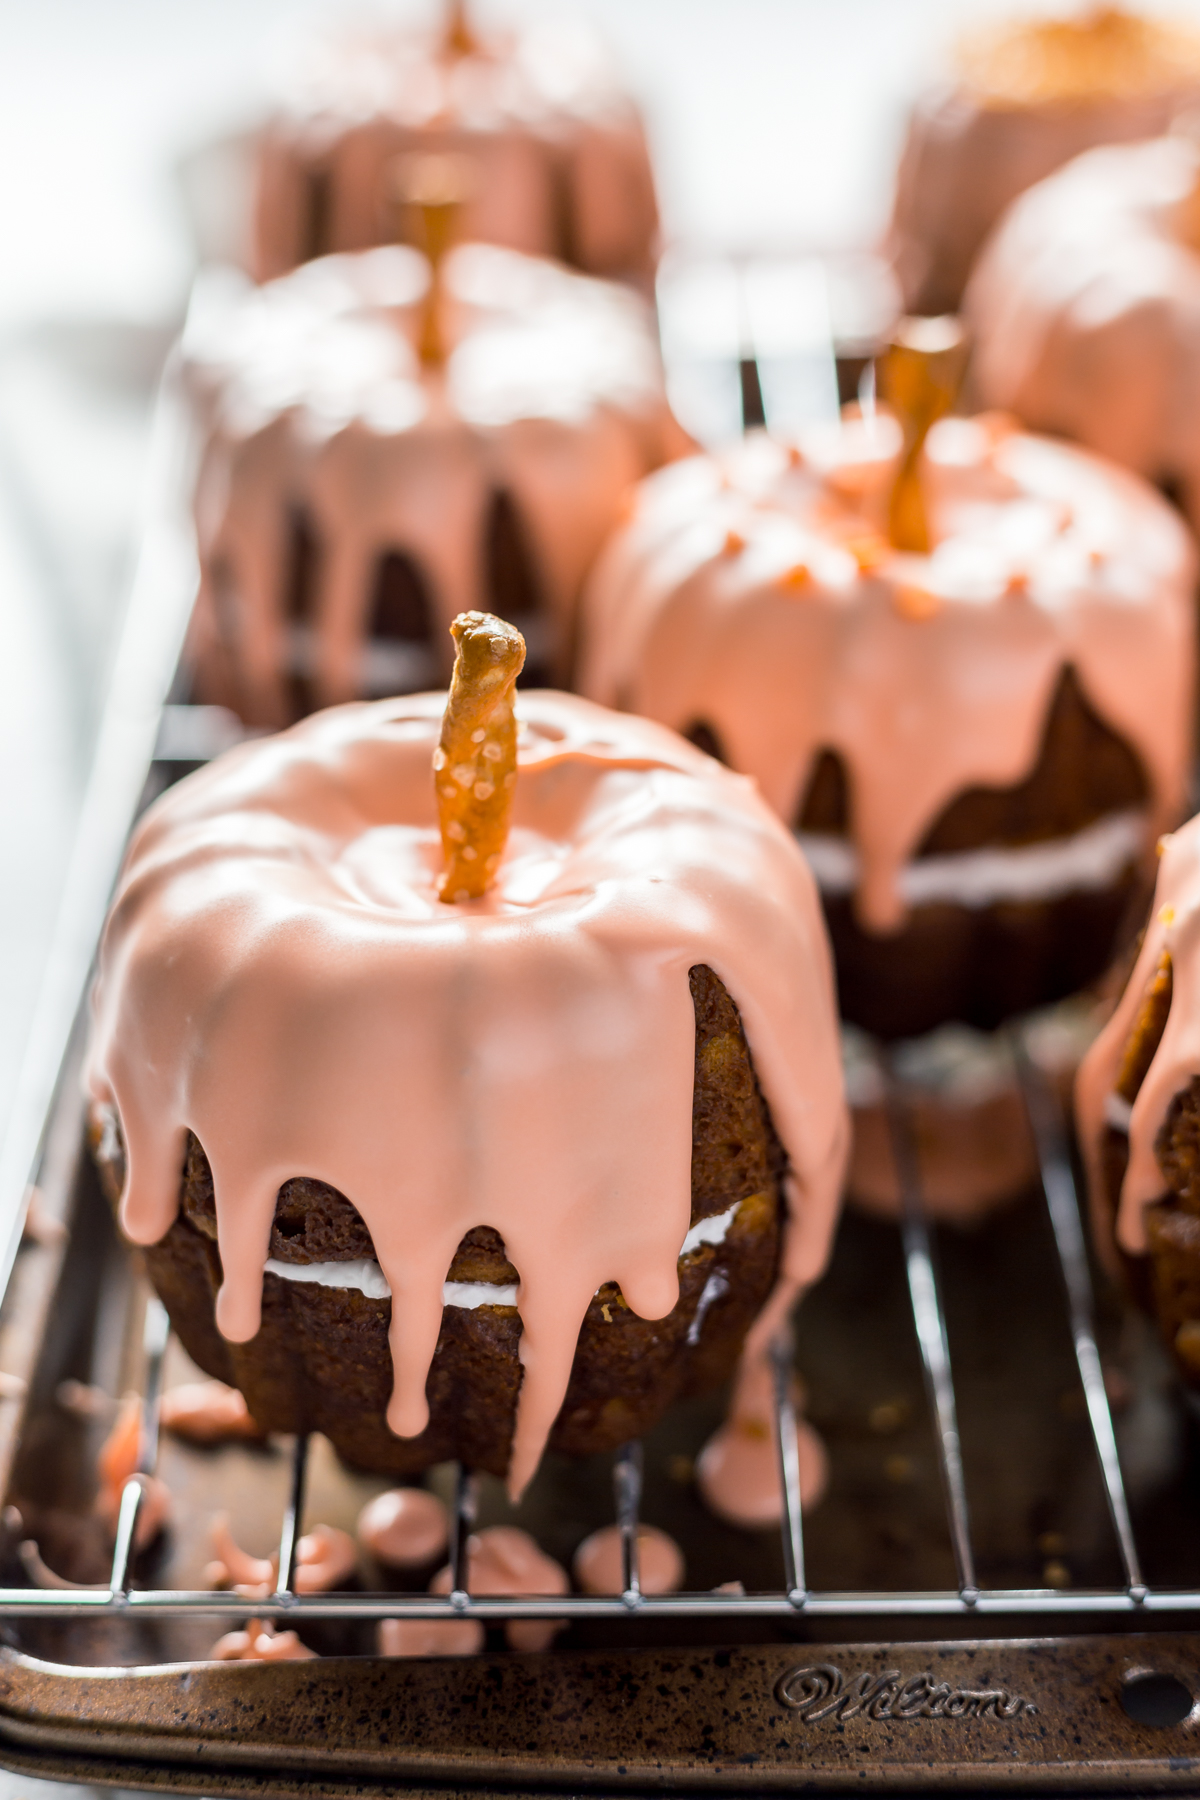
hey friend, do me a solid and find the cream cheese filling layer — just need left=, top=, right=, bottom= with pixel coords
left=262, top=1199, right=743, bottom=1309
left=797, top=809, right=1146, bottom=911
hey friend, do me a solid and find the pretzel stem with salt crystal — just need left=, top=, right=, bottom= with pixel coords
left=881, top=316, right=967, bottom=555
left=435, top=612, right=526, bottom=903
left=443, top=0, right=477, bottom=56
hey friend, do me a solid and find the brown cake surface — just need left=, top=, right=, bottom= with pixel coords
left=93, top=965, right=784, bottom=1478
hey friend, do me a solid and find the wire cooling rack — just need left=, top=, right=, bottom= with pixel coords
left=0, top=321, right=1188, bottom=1647
left=0, top=1039, right=1183, bottom=1633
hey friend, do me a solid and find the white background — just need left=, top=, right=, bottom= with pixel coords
left=0, top=0, right=1145, bottom=331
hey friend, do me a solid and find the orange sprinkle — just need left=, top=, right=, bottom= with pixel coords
left=778, top=562, right=811, bottom=592
left=976, top=410, right=1019, bottom=445
left=847, top=532, right=889, bottom=573
left=1005, top=570, right=1029, bottom=597
left=1159, top=903, right=1176, bottom=924
left=785, top=443, right=804, bottom=468
left=893, top=582, right=941, bottom=621
left=722, top=529, right=746, bottom=556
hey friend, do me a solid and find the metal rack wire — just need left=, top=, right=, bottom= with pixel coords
left=0, top=1038, right=1190, bottom=1632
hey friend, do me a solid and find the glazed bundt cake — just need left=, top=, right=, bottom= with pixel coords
left=183, top=237, right=686, bottom=728
left=967, top=130, right=1200, bottom=530
left=889, top=5, right=1200, bottom=315
left=88, top=617, right=847, bottom=1494
left=580, top=328, right=1197, bottom=1041
left=249, top=4, right=659, bottom=286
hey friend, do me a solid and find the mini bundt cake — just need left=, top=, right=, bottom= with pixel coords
left=87, top=617, right=847, bottom=1495
left=182, top=238, right=685, bottom=728
left=249, top=4, right=658, bottom=286
left=888, top=5, right=1200, bottom=315
left=967, top=130, right=1200, bottom=528
left=580, top=335, right=1196, bottom=1042
left=1077, top=811, right=1200, bottom=1391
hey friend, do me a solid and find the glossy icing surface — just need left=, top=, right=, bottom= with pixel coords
left=252, top=15, right=659, bottom=283
left=1077, top=811, right=1200, bottom=1254
left=87, top=692, right=847, bottom=1496
left=888, top=10, right=1200, bottom=312
left=184, top=244, right=683, bottom=725
left=580, top=418, right=1195, bottom=935
left=968, top=133, right=1200, bottom=526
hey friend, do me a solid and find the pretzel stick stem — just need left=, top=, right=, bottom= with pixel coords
left=388, top=153, right=473, bottom=365
left=435, top=612, right=526, bottom=903
left=444, top=0, right=477, bottom=57
left=881, top=316, right=967, bottom=555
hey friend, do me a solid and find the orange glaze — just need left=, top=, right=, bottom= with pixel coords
left=431, top=1524, right=568, bottom=1651
left=695, top=1344, right=828, bottom=1529
left=210, top=1619, right=315, bottom=1661
left=205, top=1515, right=357, bottom=1596
left=358, top=1487, right=449, bottom=1569
left=572, top=1523, right=684, bottom=1596
left=87, top=692, right=847, bottom=1498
